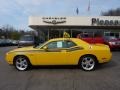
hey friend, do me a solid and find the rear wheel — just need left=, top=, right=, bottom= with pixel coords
left=79, top=55, right=97, bottom=71
left=14, top=56, right=30, bottom=71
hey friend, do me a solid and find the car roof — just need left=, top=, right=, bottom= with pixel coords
left=48, top=38, right=89, bottom=45
left=48, top=38, right=80, bottom=42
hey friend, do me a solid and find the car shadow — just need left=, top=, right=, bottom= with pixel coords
left=30, top=61, right=117, bottom=71
left=111, top=49, right=120, bottom=52
left=96, top=60, right=117, bottom=70
left=31, top=65, right=79, bottom=70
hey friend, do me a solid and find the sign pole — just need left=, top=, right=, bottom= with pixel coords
left=48, top=29, right=49, bottom=40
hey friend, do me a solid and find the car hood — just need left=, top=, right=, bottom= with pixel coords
left=8, top=46, right=36, bottom=53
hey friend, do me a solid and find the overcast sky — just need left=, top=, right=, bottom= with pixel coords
left=0, top=0, right=120, bottom=30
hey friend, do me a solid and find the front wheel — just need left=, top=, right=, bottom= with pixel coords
left=79, top=56, right=97, bottom=71
left=14, top=56, right=30, bottom=71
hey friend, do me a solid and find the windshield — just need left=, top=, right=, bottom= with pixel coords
left=34, top=43, right=44, bottom=48
left=34, top=40, right=48, bottom=48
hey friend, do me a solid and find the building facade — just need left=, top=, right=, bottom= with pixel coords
left=29, top=16, right=120, bottom=41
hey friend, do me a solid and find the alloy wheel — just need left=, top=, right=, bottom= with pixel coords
left=15, top=57, right=29, bottom=71
left=81, top=56, right=96, bottom=71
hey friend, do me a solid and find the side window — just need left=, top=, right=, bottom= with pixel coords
left=66, top=41, right=77, bottom=48
left=47, top=42, right=57, bottom=49
left=57, top=41, right=63, bottom=48
left=43, top=40, right=77, bottom=49
left=46, top=41, right=63, bottom=49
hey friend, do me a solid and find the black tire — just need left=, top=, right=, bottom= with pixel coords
left=79, top=55, right=97, bottom=71
left=13, top=56, right=31, bottom=71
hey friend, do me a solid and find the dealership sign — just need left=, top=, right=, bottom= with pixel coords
left=92, top=18, right=120, bottom=26
left=42, top=17, right=66, bottom=25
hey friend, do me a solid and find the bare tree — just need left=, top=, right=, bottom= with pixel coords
left=101, top=8, right=120, bottom=16
left=0, top=24, right=34, bottom=40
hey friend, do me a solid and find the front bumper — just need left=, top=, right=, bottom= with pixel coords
left=5, top=53, right=14, bottom=65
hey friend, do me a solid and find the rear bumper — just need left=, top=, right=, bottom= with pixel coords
left=98, top=52, right=112, bottom=63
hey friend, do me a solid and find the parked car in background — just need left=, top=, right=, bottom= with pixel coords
left=0, top=39, right=4, bottom=46
left=11, top=40, right=18, bottom=46
left=18, top=35, right=35, bottom=47
left=6, top=39, right=14, bottom=46
left=104, top=36, right=120, bottom=50
left=0, top=39, right=11, bottom=46
left=0, top=39, right=18, bottom=46
left=77, top=33, right=104, bottom=44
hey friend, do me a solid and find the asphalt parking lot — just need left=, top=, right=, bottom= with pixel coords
left=0, top=47, right=120, bottom=90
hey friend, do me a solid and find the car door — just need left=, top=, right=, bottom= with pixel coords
left=63, top=40, right=84, bottom=65
left=36, top=40, right=68, bottom=65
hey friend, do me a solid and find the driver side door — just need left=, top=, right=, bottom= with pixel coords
left=36, top=40, right=67, bottom=65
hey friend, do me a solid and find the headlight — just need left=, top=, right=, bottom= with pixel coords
left=109, top=42, right=116, bottom=45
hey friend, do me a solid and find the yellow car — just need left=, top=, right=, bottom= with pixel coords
left=6, top=38, right=112, bottom=71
